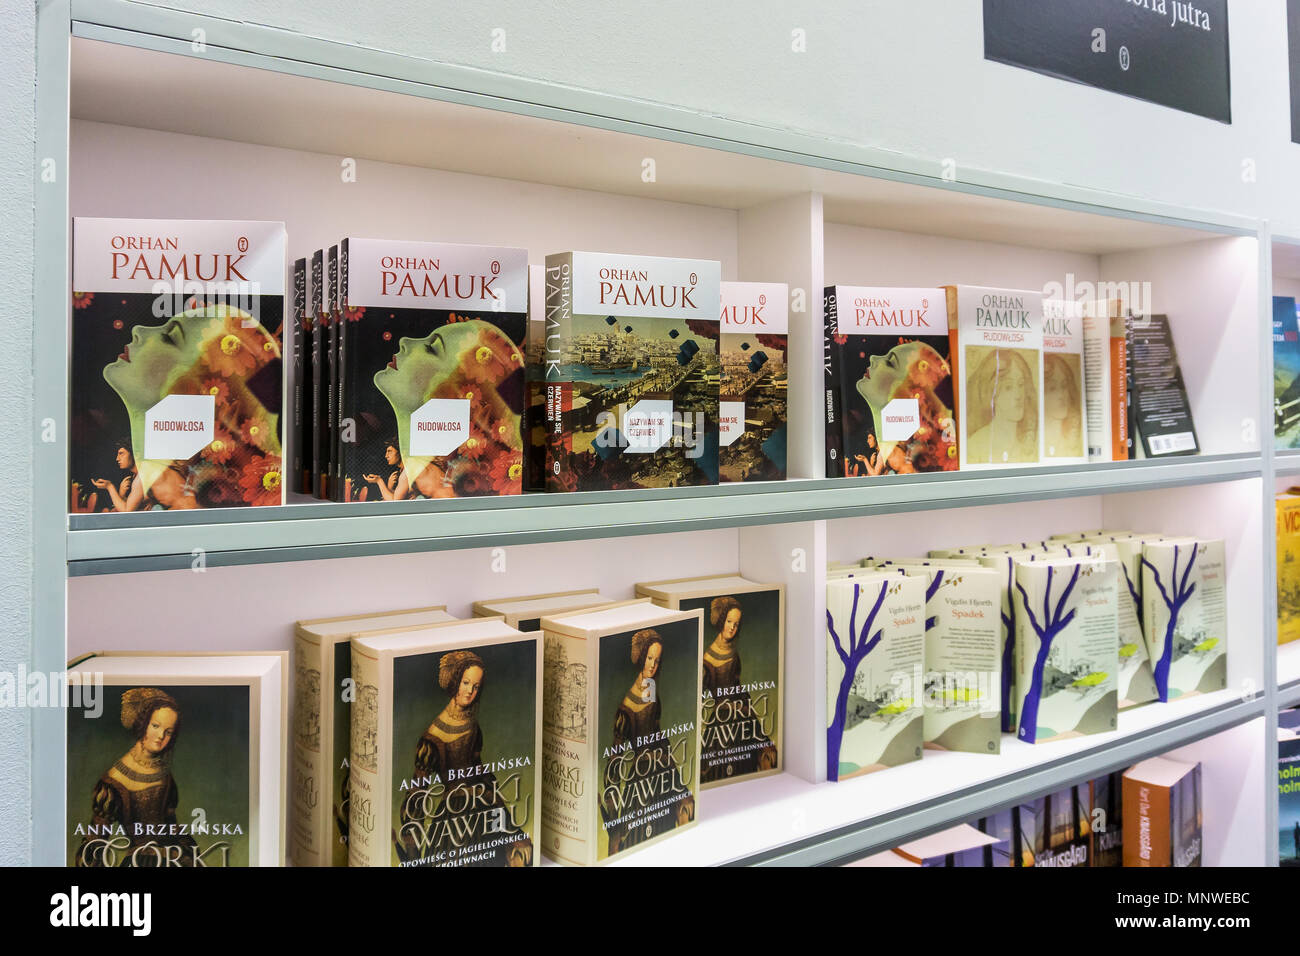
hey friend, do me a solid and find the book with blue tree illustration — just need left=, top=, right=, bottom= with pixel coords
left=1013, top=557, right=1119, bottom=743
left=1140, top=538, right=1227, bottom=701
left=825, top=572, right=924, bottom=781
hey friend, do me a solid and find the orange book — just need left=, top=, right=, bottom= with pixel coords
left=1122, top=756, right=1202, bottom=866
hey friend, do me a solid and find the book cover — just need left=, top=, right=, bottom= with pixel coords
left=471, top=589, right=614, bottom=632
left=977, top=548, right=1055, bottom=733
left=337, top=239, right=527, bottom=502
left=1036, top=785, right=1090, bottom=867
left=1082, top=300, right=1129, bottom=461
left=1274, top=297, right=1300, bottom=447
left=1280, top=724, right=1300, bottom=866
left=1086, top=537, right=1160, bottom=708
left=291, top=605, right=454, bottom=867
left=538, top=251, right=722, bottom=491
left=1013, top=557, right=1119, bottom=743
left=1129, top=314, right=1199, bottom=457
left=311, top=249, right=326, bottom=498
left=847, top=824, right=999, bottom=867
left=70, top=218, right=286, bottom=512
left=823, top=287, right=844, bottom=477
left=291, top=256, right=307, bottom=496
left=903, top=565, right=1001, bottom=754
left=539, top=600, right=702, bottom=865
left=349, top=618, right=540, bottom=867
left=1123, top=756, right=1202, bottom=867
left=825, top=573, right=925, bottom=781
left=635, top=574, right=784, bottom=786
left=525, top=263, right=547, bottom=491
left=1141, top=538, right=1228, bottom=701
left=327, top=244, right=339, bottom=499
left=719, top=282, right=788, bottom=481
left=825, top=286, right=958, bottom=476
left=1014, top=797, right=1046, bottom=867
left=950, top=285, right=1045, bottom=468
left=1090, top=771, right=1124, bottom=867
left=1279, top=492, right=1300, bottom=645
left=67, top=653, right=285, bottom=866
left=1041, top=299, right=1088, bottom=464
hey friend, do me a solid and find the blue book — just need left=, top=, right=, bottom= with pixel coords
left=1274, top=296, right=1300, bottom=446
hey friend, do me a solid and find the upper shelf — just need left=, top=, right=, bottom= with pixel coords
left=66, top=453, right=1261, bottom=574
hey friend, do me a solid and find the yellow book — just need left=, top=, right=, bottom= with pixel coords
left=1279, top=490, right=1300, bottom=645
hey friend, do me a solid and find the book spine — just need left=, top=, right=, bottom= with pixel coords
left=543, top=253, right=573, bottom=493
left=327, top=246, right=340, bottom=500
left=348, top=645, right=385, bottom=867
left=823, top=287, right=844, bottom=478
left=291, top=258, right=306, bottom=496
left=1082, top=312, right=1110, bottom=462
left=338, top=239, right=353, bottom=502
left=1122, top=776, right=1170, bottom=866
left=945, top=286, right=961, bottom=463
left=311, top=250, right=326, bottom=498
left=1124, top=311, right=1136, bottom=460
left=540, top=629, right=592, bottom=865
left=290, top=631, right=324, bottom=866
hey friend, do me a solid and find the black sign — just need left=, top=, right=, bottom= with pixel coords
left=1289, top=0, right=1300, bottom=143
left=983, top=0, right=1231, bottom=123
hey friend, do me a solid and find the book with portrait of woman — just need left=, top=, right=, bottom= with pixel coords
left=538, top=600, right=702, bottom=865
left=635, top=574, right=784, bottom=787
left=348, top=618, right=540, bottom=867
left=336, top=238, right=528, bottom=503
left=949, top=285, right=1045, bottom=469
left=471, top=588, right=615, bottom=632
left=66, top=653, right=286, bottom=867
left=1041, top=299, right=1088, bottom=465
left=70, top=218, right=286, bottom=514
left=719, top=282, right=788, bottom=481
left=824, top=286, right=958, bottom=477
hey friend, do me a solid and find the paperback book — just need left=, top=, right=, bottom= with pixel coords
left=719, top=282, right=788, bottom=481
left=311, top=249, right=326, bottom=498
left=1041, top=299, right=1088, bottom=464
left=635, top=574, right=784, bottom=786
left=539, top=600, right=703, bottom=865
left=327, top=245, right=339, bottom=499
left=471, top=589, right=615, bottom=632
left=1279, top=491, right=1300, bottom=645
left=1090, top=771, right=1124, bottom=867
left=538, top=252, right=722, bottom=491
left=846, top=824, right=999, bottom=867
left=349, top=618, right=541, bottom=867
left=825, top=572, right=925, bottom=781
left=1129, top=314, right=1199, bottom=457
left=1140, top=538, right=1227, bottom=700
left=1280, top=717, right=1300, bottom=866
left=292, top=256, right=307, bottom=495
left=70, top=218, right=286, bottom=513
left=1276, top=296, right=1300, bottom=447
left=1123, top=756, right=1202, bottom=867
left=1081, top=299, right=1129, bottom=461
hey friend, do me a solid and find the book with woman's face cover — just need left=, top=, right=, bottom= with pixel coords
left=635, top=574, right=784, bottom=787
left=718, top=282, right=789, bottom=481
left=1140, top=538, right=1227, bottom=701
left=471, top=588, right=615, bottom=632
left=337, top=239, right=528, bottom=503
left=66, top=653, right=285, bottom=867
left=1041, top=299, right=1089, bottom=464
left=823, top=286, right=958, bottom=478
left=70, top=218, right=286, bottom=513
left=538, top=600, right=702, bottom=865
left=348, top=618, right=540, bottom=867
left=291, top=605, right=455, bottom=867
left=948, top=284, right=1045, bottom=469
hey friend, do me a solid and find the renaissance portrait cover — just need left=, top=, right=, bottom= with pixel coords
left=70, top=218, right=286, bottom=514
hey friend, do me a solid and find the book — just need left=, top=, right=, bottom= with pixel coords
left=337, top=239, right=528, bottom=502
left=471, top=589, right=615, bottom=632
left=1122, top=756, right=1202, bottom=867
left=1279, top=491, right=1300, bottom=645
left=327, top=244, right=340, bottom=499
left=525, top=263, right=547, bottom=492
left=1141, top=538, right=1227, bottom=700
left=823, top=286, right=958, bottom=476
left=292, top=256, right=308, bottom=496
left=1036, top=785, right=1090, bottom=867
left=635, top=573, right=784, bottom=786
left=718, top=282, right=788, bottom=481
left=1280, top=716, right=1300, bottom=866
left=1041, top=299, right=1089, bottom=464
left=1013, top=556, right=1119, bottom=743
left=70, top=218, right=286, bottom=512
left=1082, top=536, right=1160, bottom=708
left=67, top=652, right=286, bottom=866
left=846, top=824, right=999, bottom=867
left=1090, top=771, right=1124, bottom=867
left=825, top=572, right=924, bottom=781
left=1129, top=314, right=1199, bottom=457
left=1082, top=299, right=1129, bottom=461
left=1274, top=296, right=1300, bottom=447
left=349, top=617, right=541, bottom=867
left=976, top=809, right=1015, bottom=866
left=823, top=287, right=844, bottom=478
left=902, top=564, right=1001, bottom=754
left=977, top=548, right=1056, bottom=733
left=311, top=249, right=326, bottom=498
left=291, top=605, right=455, bottom=867
left=539, top=599, right=702, bottom=865
left=538, top=252, right=722, bottom=491
left=948, top=285, right=1045, bottom=468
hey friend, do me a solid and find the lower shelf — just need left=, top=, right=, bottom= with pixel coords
left=602, top=689, right=1261, bottom=866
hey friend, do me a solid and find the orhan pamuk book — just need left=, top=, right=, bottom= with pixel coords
left=718, top=282, right=788, bottom=481
left=1129, top=314, right=1199, bottom=458
left=825, top=572, right=925, bottom=781
left=337, top=239, right=527, bottom=502
left=292, top=605, right=455, bottom=867
left=67, top=653, right=286, bottom=867
left=1140, top=538, right=1227, bottom=701
left=823, top=286, right=844, bottom=477
left=539, top=600, right=702, bottom=865
left=311, top=249, right=326, bottom=498
left=291, top=256, right=307, bottom=495
left=70, top=219, right=286, bottom=513
left=472, top=589, right=616, bottom=633
left=948, top=284, right=1045, bottom=468
left=539, top=252, right=722, bottom=491
left=900, top=564, right=1001, bottom=754
left=1274, top=297, right=1300, bottom=447
left=1013, top=556, right=1119, bottom=743
left=1279, top=490, right=1300, bottom=645
left=1040, top=299, right=1088, bottom=464
left=635, top=574, right=784, bottom=786
left=349, top=618, right=540, bottom=867
left=1123, top=756, right=1202, bottom=867
left=525, top=263, right=547, bottom=491
left=824, top=286, right=957, bottom=477
left=1081, top=298, right=1129, bottom=461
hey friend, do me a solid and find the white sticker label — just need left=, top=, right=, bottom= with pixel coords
left=409, top=398, right=470, bottom=456
left=143, top=394, right=214, bottom=461
left=623, top=399, right=674, bottom=453
left=719, top=401, right=745, bottom=447
left=880, top=397, right=920, bottom=442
